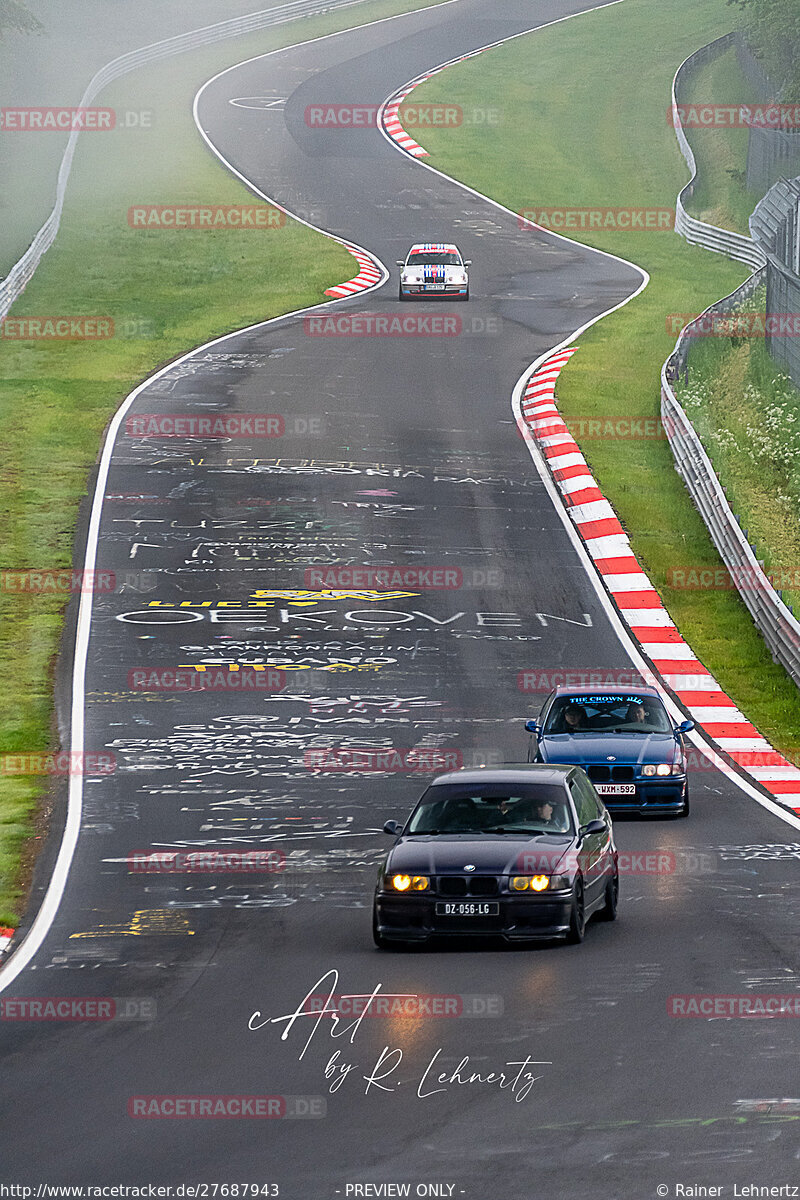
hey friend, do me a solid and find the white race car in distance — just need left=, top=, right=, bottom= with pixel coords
left=397, top=243, right=470, bottom=301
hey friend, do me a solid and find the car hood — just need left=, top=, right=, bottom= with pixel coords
left=386, top=834, right=572, bottom=876
left=539, top=732, right=676, bottom=765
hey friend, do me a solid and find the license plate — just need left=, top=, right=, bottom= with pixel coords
left=596, top=783, right=637, bottom=796
left=424, top=284, right=446, bottom=290
left=435, top=901, right=499, bottom=916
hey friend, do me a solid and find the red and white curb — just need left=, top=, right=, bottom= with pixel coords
left=324, top=241, right=384, bottom=297
left=522, top=347, right=800, bottom=814
left=380, top=48, right=487, bottom=159
left=0, top=927, right=14, bottom=956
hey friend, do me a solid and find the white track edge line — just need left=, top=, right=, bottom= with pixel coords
left=0, top=0, right=475, bottom=991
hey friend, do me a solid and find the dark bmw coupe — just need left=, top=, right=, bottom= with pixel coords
left=373, top=765, right=618, bottom=949
left=526, top=686, right=694, bottom=817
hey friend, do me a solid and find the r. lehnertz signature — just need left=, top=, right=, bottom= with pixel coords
left=248, top=969, right=550, bottom=1103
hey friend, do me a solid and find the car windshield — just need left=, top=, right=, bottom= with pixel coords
left=542, top=693, right=672, bottom=735
left=408, top=252, right=461, bottom=266
left=406, top=784, right=574, bottom=835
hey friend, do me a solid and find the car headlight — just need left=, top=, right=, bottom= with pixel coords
left=389, top=874, right=428, bottom=892
left=656, top=763, right=672, bottom=777
left=510, top=875, right=554, bottom=892
left=642, top=764, right=657, bottom=776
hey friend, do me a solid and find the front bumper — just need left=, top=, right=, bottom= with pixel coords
left=598, top=778, right=687, bottom=813
left=374, top=890, right=574, bottom=942
left=400, top=284, right=468, bottom=297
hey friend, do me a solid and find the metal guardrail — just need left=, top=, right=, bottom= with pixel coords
left=0, top=0, right=368, bottom=321
left=660, top=34, right=800, bottom=688
left=670, top=33, right=766, bottom=270
left=750, top=175, right=800, bottom=389
left=660, top=270, right=800, bottom=689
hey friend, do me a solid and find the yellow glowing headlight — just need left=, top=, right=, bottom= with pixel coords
left=511, top=875, right=551, bottom=892
left=656, top=763, right=672, bottom=776
left=390, top=874, right=428, bottom=892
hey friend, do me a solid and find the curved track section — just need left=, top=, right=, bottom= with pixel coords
left=2, top=3, right=800, bottom=1196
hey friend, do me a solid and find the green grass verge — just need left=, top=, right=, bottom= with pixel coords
left=676, top=290, right=800, bottom=615
left=0, top=0, right=454, bottom=926
left=412, top=0, right=800, bottom=759
left=680, top=44, right=763, bottom=235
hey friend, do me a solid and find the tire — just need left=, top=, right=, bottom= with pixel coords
left=565, top=879, right=586, bottom=944
left=459, top=287, right=470, bottom=302
left=598, top=872, right=619, bottom=922
left=399, top=287, right=409, bottom=302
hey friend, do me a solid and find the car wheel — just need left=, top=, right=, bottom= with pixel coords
left=598, top=872, right=618, bottom=921
left=399, top=287, right=409, bottom=302
left=460, top=287, right=470, bottom=302
left=565, top=879, right=586, bottom=944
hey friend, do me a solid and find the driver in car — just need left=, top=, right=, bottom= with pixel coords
left=562, top=703, right=587, bottom=732
left=532, top=799, right=570, bottom=831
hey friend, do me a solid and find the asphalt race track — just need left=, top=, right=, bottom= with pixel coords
left=3, top=1, right=800, bottom=1196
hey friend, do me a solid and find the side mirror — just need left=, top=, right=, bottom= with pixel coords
left=524, top=719, right=539, bottom=734
left=581, top=819, right=607, bottom=837
left=383, top=819, right=403, bottom=836
left=395, top=261, right=404, bottom=266
left=464, top=260, right=472, bottom=265
left=676, top=720, right=695, bottom=734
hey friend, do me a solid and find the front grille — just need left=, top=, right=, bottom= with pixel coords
left=438, top=875, right=499, bottom=897
left=588, top=764, right=635, bottom=782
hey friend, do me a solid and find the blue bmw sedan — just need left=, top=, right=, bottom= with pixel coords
left=526, top=686, right=694, bottom=818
